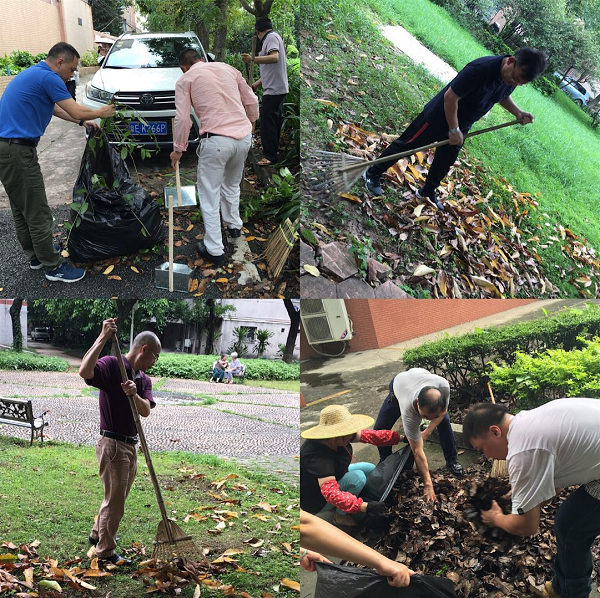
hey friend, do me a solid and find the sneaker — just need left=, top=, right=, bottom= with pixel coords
left=196, top=241, right=225, bottom=267
left=227, top=228, right=241, bottom=239
left=30, top=244, right=61, bottom=270
left=45, top=262, right=86, bottom=283
left=98, top=553, right=132, bottom=566
left=363, top=170, right=383, bottom=196
left=446, top=460, right=465, bottom=476
left=416, top=187, right=445, bottom=211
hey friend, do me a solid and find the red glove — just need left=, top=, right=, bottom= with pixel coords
left=360, top=429, right=401, bottom=446
left=321, top=479, right=363, bottom=514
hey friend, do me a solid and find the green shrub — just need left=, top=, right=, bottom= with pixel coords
left=10, top=50, right=35, bottom=68
left=489, top=338, right=600, bottom=409
left=80, top=48, right=99, bottom=67
left=147, top=353, right=299, bottom=381
left=531, top=74, right=559, bottom=97
left=0, top=350, right=69, bottom=372
left=33, top=52, right=47, bottom=63
left=403, top=303, right=600, bottom=401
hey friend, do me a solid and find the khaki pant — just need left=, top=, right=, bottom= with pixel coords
left=196, top=133, right=252, bottom=256
left=0, top=141, right=60, bottom=269
left=91, top=436, right=138, bottom=557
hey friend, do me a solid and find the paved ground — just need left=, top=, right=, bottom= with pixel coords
left=0, top=371, right=299, bottom=459
left=0, top=74, right=298, bottom=298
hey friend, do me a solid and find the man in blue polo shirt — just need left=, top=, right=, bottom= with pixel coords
left=363, top=48, right=546, bottom=209
left=79, top=318, right=160, bottom=565
left=0, top=42, right=115, bottom=283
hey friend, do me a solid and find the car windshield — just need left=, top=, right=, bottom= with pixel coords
left=104, top=37, right=203, bottom=69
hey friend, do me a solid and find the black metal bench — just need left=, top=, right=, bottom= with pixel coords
left=0, top=397, right=49, bottom=445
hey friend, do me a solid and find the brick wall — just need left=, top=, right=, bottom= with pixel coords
left=300, top=299, right=537, bottom=358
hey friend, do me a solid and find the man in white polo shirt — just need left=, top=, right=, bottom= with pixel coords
left=374, top=368, right=465, bottom=503
left=463, top=399, right=600, bottom=598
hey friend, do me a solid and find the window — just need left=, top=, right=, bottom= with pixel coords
left=78, top=17, right=83, bottom=26
left=244, top=327, right=257, bottom=342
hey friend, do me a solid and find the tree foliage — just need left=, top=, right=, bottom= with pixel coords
left=9, top=298, right=23, bottom=353
left=92, top=0, right=128, bottom=36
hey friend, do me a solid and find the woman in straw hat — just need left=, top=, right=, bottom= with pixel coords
left=300, top=404, right=403, bottom=526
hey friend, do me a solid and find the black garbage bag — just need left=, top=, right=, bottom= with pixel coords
left=68, top=130, right=163, bottom=262
left=314, top=563, right=456, bottom=598
left=360, top=445, right=415, bottom=503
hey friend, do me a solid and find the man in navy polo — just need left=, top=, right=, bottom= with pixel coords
left=79, top=318, right=160, bottom=565
left=363, top=48, right=546, bottom=209
left=0, top=42, right=115, bottom=282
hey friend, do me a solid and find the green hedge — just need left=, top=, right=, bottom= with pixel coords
left=0, top=350, right=69, bottom=372
left=490, top=339, right=600, bottom=409
left=403, top=304, right=600, bottom=401
left=147, top=354, right=299, bottom=381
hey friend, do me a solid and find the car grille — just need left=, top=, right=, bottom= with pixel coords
left=114, top=90, right=176, bottom=111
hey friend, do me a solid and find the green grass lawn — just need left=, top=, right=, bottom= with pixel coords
left=243, top=379, right=300, bottom=392
left=301, top=0, right=600, bottom=297
left=0, top=436, right=299, bottom=597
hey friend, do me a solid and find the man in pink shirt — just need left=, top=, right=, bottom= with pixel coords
left=170, top=49, right=258, bottom=266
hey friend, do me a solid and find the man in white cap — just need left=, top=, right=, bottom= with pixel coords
left=300, top=404, right=403, bottom=525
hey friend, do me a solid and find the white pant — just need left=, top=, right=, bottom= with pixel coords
left=196, top=133, right=252, bottom=256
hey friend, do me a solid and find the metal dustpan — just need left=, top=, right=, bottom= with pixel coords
left=163, top=184, right=197, bottom=207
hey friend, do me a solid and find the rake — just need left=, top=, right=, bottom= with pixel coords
left=307, top=119, right=522, bottom=198
left=263, top=217, right=299, bottom=280
left=112, top=335, right=203, bottom=562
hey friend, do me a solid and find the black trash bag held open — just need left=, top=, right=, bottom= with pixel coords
left=360, top=445, right=415, bottom=502
left=314, top=563, right=456, bottom=598
left=68, top=130, right=163, bottom=262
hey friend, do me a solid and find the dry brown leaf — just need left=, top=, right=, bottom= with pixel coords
left=281, top=578, right=300, bottom=592
left=103, top=265, right=114, bottom=275
left=107, top=275, right=122, bottom=281
left=413, top=265, right=436, bottom=277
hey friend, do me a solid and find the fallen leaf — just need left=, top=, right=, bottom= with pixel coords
left=340, top=193, right=362, bottom=203
left=61, top=249, right=69, bottom=258
left=413, top=265, right=436, bottom=277
left=107, top=275, right=122, bottom=281
left=303, top=265, right=320, bottom=276
left=130, top=266, right=141, bottom=274
left=188, top=278, right=199, bottom=292
left=314, top=98, right=338, bottom=107
left=281, top=578, right=300, bottom=592
left=103, top=265, right=114, bottom=275
left=215, top=277, right=229, bottom=284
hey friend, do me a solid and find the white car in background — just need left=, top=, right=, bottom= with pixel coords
left=82, top=32, right=207, bottom=148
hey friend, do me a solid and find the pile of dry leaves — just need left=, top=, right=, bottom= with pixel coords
left=369, top=459, right=599, bottom=597
left=306, top=121, right=599, bottom=298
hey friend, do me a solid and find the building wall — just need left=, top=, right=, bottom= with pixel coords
left=300, top=299, right=537, bottom=359
left=218, top=299, right=300, bottom=359
left=0, top=299, right=28, bottom=348
left=0, top=0, right=62, bottom=57
left=62, top=0, right=95, bottom=56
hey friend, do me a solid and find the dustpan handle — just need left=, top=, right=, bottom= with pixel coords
left=341, top=119, right=521, bottom=172
left=113, top=334, right=174, bottom=543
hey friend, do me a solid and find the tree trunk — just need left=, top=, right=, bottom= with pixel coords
left=282, top=299, right=299, bottom=363
left=239, top=0, right=274, bottom=19
left=9, top=298, right=24, bottom=352
left=205, top=299, right=216, bottom=355
left=195, top=20, right=210, bottom=55
left=213, top=0, right=228, bottom=61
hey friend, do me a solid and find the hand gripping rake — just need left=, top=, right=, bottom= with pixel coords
left=307, top=119, right=522, bottom=198
left=112, top=334, right=202, bottom=562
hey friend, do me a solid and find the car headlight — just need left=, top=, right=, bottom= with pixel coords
left=85, top=84, right=114, bottom=103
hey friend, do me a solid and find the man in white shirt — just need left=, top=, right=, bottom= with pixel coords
left=463, top=399, right=600, bottom=598
left=374, top=368, right=464, bottom=502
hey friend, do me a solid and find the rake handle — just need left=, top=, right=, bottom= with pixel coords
left=339, top=119, right=522, bottom=173
left=113, top=334, right=174, bottom=544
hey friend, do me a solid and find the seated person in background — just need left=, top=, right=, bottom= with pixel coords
left=300, top=510, right=414, bottom=587
left=224, top=351, right=243, bottom=384
left=300, top=404, right=403, bottom=526
left=210, top=354, right=228, bottom=383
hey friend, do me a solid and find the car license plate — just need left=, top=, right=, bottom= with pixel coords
left=129, top=121, right=167, bottom=135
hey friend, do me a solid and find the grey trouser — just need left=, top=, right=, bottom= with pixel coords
left=0, top=141, right=60, bottom=269
left=91, top=436, right=138, bottom=557
left=196, top=133, right=252, bottom=256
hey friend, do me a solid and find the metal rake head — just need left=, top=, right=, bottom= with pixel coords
left=305, top=150, right=370, bottom=198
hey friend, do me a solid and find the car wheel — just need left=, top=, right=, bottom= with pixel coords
left=575, top=99, right=583, bottom=106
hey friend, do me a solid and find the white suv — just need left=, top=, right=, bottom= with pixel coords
left=82, top=32, right=207, bottom=148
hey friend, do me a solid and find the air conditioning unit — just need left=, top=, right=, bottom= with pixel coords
left=301, top=299, right=353, bottom=345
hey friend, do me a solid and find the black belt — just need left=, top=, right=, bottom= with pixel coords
left=200, top=132, right=221, bottom=139
left=100, top=429, right=138, bottom=444
left=0, top=137, right=38, bottom=147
